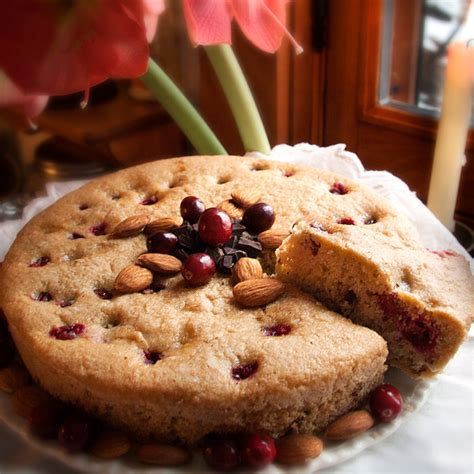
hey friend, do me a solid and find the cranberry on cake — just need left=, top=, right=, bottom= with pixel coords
left=276, top=219, right=473, bottom=377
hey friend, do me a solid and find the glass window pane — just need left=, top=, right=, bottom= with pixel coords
left=380, top=0, right=473, bottom=122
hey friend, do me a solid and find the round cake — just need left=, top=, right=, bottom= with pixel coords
left=0, top=155, right=416, bottom=443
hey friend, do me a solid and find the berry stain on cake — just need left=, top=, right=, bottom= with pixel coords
left=377, top=293, right=440, bottom=354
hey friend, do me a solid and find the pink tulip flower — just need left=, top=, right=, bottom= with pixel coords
left=0, top=0, right=165, bottom=99
left=0, top=72, right=48, bottom=118
left=182, top=0, right=301, bottom=53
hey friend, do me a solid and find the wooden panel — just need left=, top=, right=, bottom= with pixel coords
left=324, top=0, right=361, bottom=149
left=290, top=0, right=317, bottom=144
left=389, top=0, right=423, bottom=104
left=357, top=122, right=434, bottom=198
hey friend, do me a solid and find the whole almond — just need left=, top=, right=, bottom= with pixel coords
left=232, top=258, right=263, bottom=283
left=91, top=430, right=131, bottom=459
left=145, top=216, right=182, bottom=235
left=230, top=189, right=261, bottom=209
left=217, top=200, right=242, bottom=219
left=258, top=229, right=290, bottom=249
left=233, top=278, right=285, bottom=307
left=111, top=215, right=150, bottom=238
left=0, top=365, right=30, bottom=394
left=324, top=410, right=375, bottom=440
left=138, top=253, right=182, bottom=274
left=114, top=265, right=153, bottom=293
left=136, top=443, right=192, bottom=466
left=276, top=434, right=323, bottom=465
left=12, top=385, right=51, bottom=418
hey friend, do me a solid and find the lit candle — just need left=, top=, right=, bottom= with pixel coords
left=427, top=42, right=473, bottom=231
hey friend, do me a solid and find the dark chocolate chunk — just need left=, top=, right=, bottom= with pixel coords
left=174, top=248, right=190, bottom=262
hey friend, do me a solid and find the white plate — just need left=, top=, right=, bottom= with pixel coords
left=0, top=143, right=469, bottom=472
left=0, top=368, right=437, bottom=473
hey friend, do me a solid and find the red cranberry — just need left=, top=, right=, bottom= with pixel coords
left=94, top=288, right=113, bottom=300
left=180, top=196, right=205, bottom=224
left=338, top=218, right=355, bottom=225
left=89, top=222, right=106, bottom=236
left=198, top=208, right=232, bottom=246
left=144, top=350, right=162, bottom=364
left=241, top=433, right=276, bottom=468
left=263, top=324, right=291, bottom=336
left=146, top=231, right=178, bottom=254
left=181, top=253, right=216, bottom=286
left=29, top=256, right=49, bottom=267
left=49, top=323, right=85, bottom=340
left=58, top=416, right=90, bottom=452
left=242, top=203, right=275, bottom=235
left=140, top=196, right=158, bottom=205
left=232, top=362, right=258, bottom=381
left=370, top=384, right=403, bottom=422
left=203, top=437, right=241, bottom=471
left=29, top=403, right=62, bottom=438
left=330, top=182, right=349, bottom=195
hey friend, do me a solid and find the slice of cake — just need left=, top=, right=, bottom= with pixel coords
left=276, top=220, right=473, bottom=377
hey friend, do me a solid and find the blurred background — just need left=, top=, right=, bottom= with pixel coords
left=0, top=0, right=473, bottom=231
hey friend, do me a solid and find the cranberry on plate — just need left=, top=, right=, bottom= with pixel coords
left=203, top=437, right=241, bottom=471
left=58, top=415, right=91, bottom=452
left=370, top=383, right=403, bottom=422
left=241, top=433, right=276, bottom=468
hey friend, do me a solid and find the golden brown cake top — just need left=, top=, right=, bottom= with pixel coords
left=0, top=155, right=396, bottom=400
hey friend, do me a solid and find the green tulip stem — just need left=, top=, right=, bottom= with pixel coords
left=141, top=58, right=227, bottom=155
left=205, top=44, right=271, bottom=154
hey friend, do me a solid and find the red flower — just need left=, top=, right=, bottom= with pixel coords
left=0, top=71, right=48, bottom=118
left=182, top=0, right=301, bottom=53
left=0, top=0, right=165, bottom=98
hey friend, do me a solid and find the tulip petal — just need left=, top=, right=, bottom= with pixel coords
left=142, top=0, right=166, bottom=42
left=0, top=71, right=48, bottom=118
left=0, top=0, right=153, bottom=96
left=231, top=0, right=297, bottom=53
left=182, top=0, right=232, bottom=46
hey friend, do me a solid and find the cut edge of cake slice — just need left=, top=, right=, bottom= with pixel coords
left=275, top=221, right=473, bottom=378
